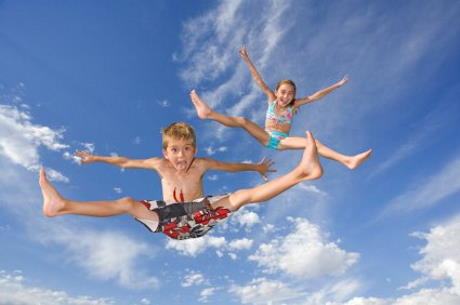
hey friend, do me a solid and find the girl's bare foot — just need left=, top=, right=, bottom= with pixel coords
left=190, top=90, right=212, bottom=119
left=39, top=167, right=66, bottom=217
left=346, top=149, right=373, bottom=170
left=296, top=131, right=323, bottom=180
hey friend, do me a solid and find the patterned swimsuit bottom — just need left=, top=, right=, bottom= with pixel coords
left=266, top=130, right=289, bottom=150
left=135, top=195, right=231, bottom=240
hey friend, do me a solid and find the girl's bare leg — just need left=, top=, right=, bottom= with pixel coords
left=190, top=90, right=270, bottom=146
left=279, top=136, right=372, bottom=170
left=212, top=131, right=323, bottom=211
left=39, top=167, right=157, bottom=221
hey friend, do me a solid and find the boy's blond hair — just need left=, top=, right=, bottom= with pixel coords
left=161, top=122, right=197, bottom=149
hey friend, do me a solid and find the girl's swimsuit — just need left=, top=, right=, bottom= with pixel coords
left=265, top=101, right=294, bottom=150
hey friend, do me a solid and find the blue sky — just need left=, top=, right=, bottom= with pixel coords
left=1, top=0, right=460, bottom=304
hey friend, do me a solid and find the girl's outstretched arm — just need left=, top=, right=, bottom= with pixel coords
left=293, top=76, right=349, bottom=108
left=239, top=46, right=276, bottom=101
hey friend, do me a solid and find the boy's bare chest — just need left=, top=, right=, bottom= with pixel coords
left=159, top=168, right=204, bottom=202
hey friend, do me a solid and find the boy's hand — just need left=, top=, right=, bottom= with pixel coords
left=257, top=157, right=276, bottom=181
left=239, top=45, right=250, bottom=60
left=337, top=75, right=349, bottom=86
left=75, top=151, right=96, bottom=164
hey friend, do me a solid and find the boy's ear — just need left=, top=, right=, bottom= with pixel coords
left=162, top=149, right=168, bottom=159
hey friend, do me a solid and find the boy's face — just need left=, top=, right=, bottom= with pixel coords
left=163, top=137, right=196, bottom=172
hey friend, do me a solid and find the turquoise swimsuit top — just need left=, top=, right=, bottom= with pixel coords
left=265, top=100, right=294, bottom=125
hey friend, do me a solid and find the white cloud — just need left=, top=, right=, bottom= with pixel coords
left=249, top=217, right=359, bottom=278
left=199, top=287, right=217, bottom=303
left=207, top=174, right=218, bottom=181
left=228, top=238, right=253, bottom=251
left=182, top=271, right=205, bottom=287
left=204, top=145, right=227, bottom=156
left=139, top=298, right=151, bottom=305
left=157, top=99, right=170, bottom=107
left=166, top=235, right=226, bottom=257
left=44, top=166, right=70, bottom=183
left=80, top=142, right=95, bottom=153
left=44, top=228, right=159, bottom=290
left=229, top=277, right=304, bottom=305
left=298, top=183, right=328, bottom=196
left=0, top=270, right=114, bottom=305
left=383, top=155, right=460, bottom=215
left=231, top=208, right=260, bottom=229
left=409, top=214, right=460, bottom=293
left=0, top=105, right=68, bottom=179
left=113, top=187, right=122, bottom=194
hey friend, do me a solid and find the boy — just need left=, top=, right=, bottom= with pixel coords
left=39, top=122, right=323, bottom=240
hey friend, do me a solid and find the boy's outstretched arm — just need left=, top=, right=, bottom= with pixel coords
left=75, top=151, right=162, bottom=170
left=294, top=76, right=349, bottom=107
left=239, top=46, right=276, bottom=101
left=202, top=157, right=276, bottom=181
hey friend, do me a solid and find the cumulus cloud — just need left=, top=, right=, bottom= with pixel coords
left=44, top=227, right=159, bottom=290
left=231, top=208, right=260, bottom=230
left=182, top=271, right=205, bottom=287
left=230, top=277, right=304, bottom=305
left=0, top=270, right=114, bottom=305
left=166, top=235, right=226, bottom=257
left=308, top=214, right=460, bottom=305
left=166, top=234, right=254, bottom=257
left=199, top=287, right=217, bottom=303
left=0, top=104, right=68, bottom=180
left=228, top=238, right=253, bottom=251
left=203, top=145, right=227, bottom=156
left=410, top=214, right=460, bottom=293
left=249, top=217, right=359, bottom=278
left=139, top=298, right=151, bottom=305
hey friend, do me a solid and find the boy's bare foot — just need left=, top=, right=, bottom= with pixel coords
left=190, top=90, right=212, bottom=119
left=346, top=149, right=373, bottom=170
left=296, top=131, right=323, bottom=180
left=39, top=167, right=66, bottom=217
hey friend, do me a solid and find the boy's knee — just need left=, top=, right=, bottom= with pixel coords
left=117, top=197, right=137, bottom=211
left=228, top=189, right=250, bottom=211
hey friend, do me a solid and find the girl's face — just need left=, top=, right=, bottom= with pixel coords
left=275, top=83, right=295, bottom=107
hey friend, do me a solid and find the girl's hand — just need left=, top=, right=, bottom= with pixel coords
left=239, top=45, right=250, bottom=60
left=257, top=157, right=276, bottom=181
left=75, top=151, right=95, bottom=164
left=338, top=76, right=349, bottom=86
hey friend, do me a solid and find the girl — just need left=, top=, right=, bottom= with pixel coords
left=190, top=46, right=372, bottom=170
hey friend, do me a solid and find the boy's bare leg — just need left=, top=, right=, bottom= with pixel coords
left=190, top=90, right=270, bottom=146
left=39, top=167, right=157, bottom=221
left=212, top=131, right=323, bottom=211
left=279, top=137, right=372, bottom=170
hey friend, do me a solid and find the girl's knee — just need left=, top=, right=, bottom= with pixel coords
left=235, top=116, right=248, bottom=126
